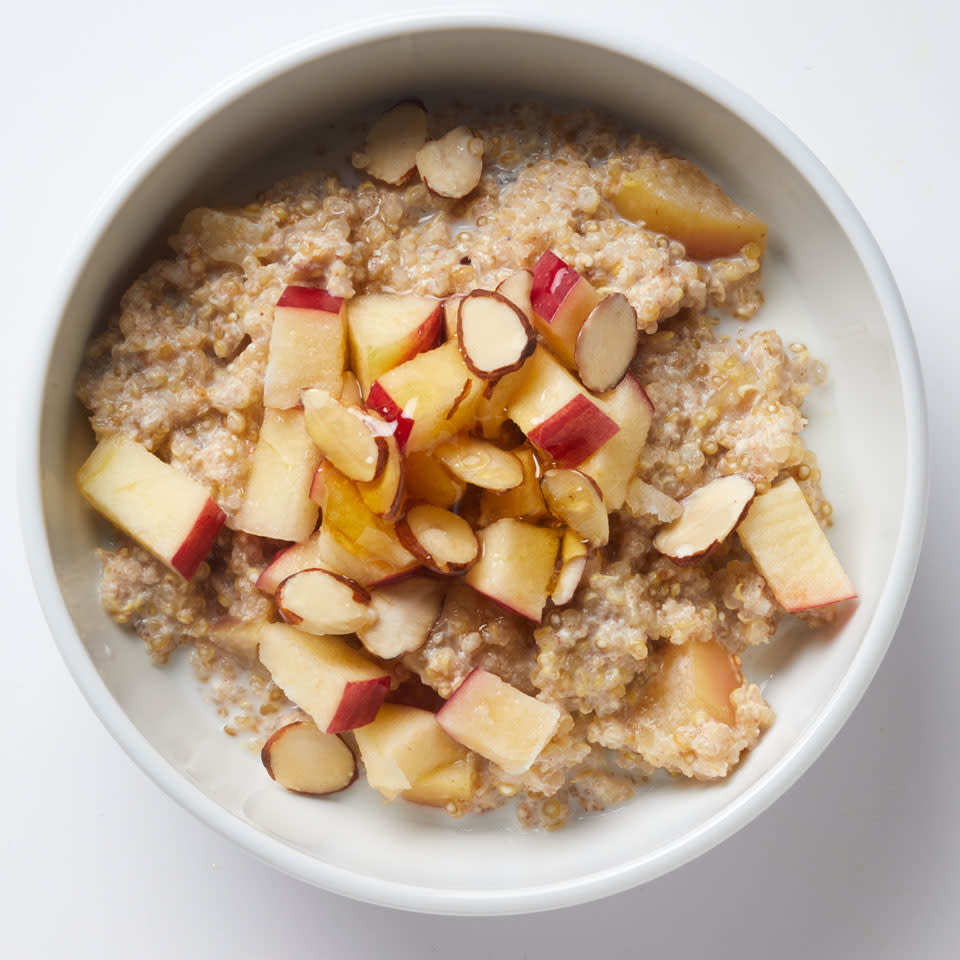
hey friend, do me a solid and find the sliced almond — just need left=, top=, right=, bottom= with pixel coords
left=416, top=126, right=484, bottom=199
left=301, top=387, right=392, bottom=483
left=653, top=474, right=756, bottom=564
left=357, top=101, right=429, bottom=186
left=495, top=270, right=534, bottom=324
left=276, top=568, right=377, bottom=635
left=457, top=289, right=536, bottom=381
left=574, top=293, right=640, bottom=393
left=541, top=469, right=609, bottom=547
left=551, top=530, right=589, bottom=606
left=261, top=720, right=358, bottom=796
left=357, top=576, right=446, bottom=659
left=434, top=434, right=524, bottom=492
left=396, top=503, right=480, bottom=575
left=357, top=431, right=405, bottom=520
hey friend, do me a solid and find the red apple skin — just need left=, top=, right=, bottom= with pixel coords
left=276, top=286, right=344, bottom=313
left=366, top=381, right=414, bottom=451
left=531, top=251, right=580, bottom=319
left=527, top=393, right=620, bottom=467
left=169, top=497, right=226, bottom=579
left=327, top=676, right=391, bottom=733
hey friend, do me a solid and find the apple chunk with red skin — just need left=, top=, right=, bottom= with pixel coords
left=530, top=251, right=601, bottom=368
left=77, top=435, right=225, bottom=580
left=507, top=346, right=619, bottom=468
left=258, top=623, right=389, bottom=734
left=263, top=286, right=346, bottom=409
left=736, top=477, right=856, bottom=612
left=437, top=668, right=563, bottom=775
left=261, top=720, right=358, bottom=796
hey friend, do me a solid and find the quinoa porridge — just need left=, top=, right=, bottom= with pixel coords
left=76, top=101, right=855, bottom=828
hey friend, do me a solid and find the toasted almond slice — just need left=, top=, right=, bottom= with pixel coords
left=495, top=270, right=534, bottom=324
left=276, top=568, right=377, bottom=635
left=357, top=101, right=429, bottom=186
left=357, top=431, right=405, bottom=519
left=357, top=576, right=446, bottom=659
left=551, top=530, right=589, bottom=605
left=653, top=475, right=756, bottom=564
left=574, top=293, right=640, bottom=393
left=433, top=435, right=524, bottom=492
left=261, top=720, right=358, bottom=796
left=457, top=289, right=536, bottom=381
left=541, top=469, right=609, bottom=547
left=301, top=388, right=392, bottom=483
left=396, top=503, right=480, bottom=575
left=416, top=126, right=484, bottom=199
left=624, top=477, right=683, bottom=522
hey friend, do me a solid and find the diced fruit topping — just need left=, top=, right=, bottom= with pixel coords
left=457, top=289, right=535, bottom=380
left=437, top=668, right=563, bottom=775
left=356, top=101, right=429, bottom=186
left=261, top=720, right=358, bottom=796
left=530, top=251, right=601, bottom=368
left=464, top=518, right=561, bottom=622
left=495, top=270, right=534, bottom=324
left=397, top=503, right=480, bottom=575
left=401, top=758, right=476, bottom=808
left=76, top=435, right=225, bottom=581
left=356, top=576, right=446, bottom=659
left=653, top=475, right=757, bottom=564
left=574, top=293, right=639, bottom=393
left=275, top=568, right=377, bottom=635
left=624, top=477, right=683, bottom=522
left=354, top=704, right=468, bottom=800
left=301, top=388, right=392, bottom=483
left=541, top=469, right=609, bottom=547
left=477, top=445, right=548, bottom=526
left=264, top=286, right=346, bottom=409
left=356, top=431, right=405, bottom=520
left=551, top=531, right=588, bottom=606
left=433, top=435, right=524, bottom=491
left=206, top=617, right=265, bottom=664
left=736, top=477, right=856, bottom=612
left=404, top=451, right=466, bottom=508
left=258, top=624, right=390, bottom=733
left=416, top=126, right=484, bottom=199
left=232, top=408, right=320, bottom=543
left=613, top=152, right=768, bottom=261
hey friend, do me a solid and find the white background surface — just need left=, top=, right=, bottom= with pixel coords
left=5, top=1, right=957, bottom=957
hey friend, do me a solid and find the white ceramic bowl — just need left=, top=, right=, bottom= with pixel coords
left=21, top=13, right=927, bottom=915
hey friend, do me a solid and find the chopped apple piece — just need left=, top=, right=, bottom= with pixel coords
left=541, top=469, right=609, bottom=547
left=574, top=293, right=639, bottom=393
left=347, top=293, right=443, bottom=396
left=367, top=340, right=483, bottom=453
left=233, top=408, right=320, bottom=543
left=474, top=365, right=529, bottom=441
left=551, top=531, right=588, bottom=605
left=614, top=152, right=768, bottom=261
left=77, top=435, right=225, bottom=580
left=276, top=568, right=377, bottom=636
left=457, top=289, right=535, bottom=380
left=258, top=623, right=390, bottom=733
left=263, top=286, right=346, bottom=409
left=578, top=374, right=654, bottom=509
left=736, top=477, right=856, bottom=611
left=507, top=346, right=619, bottom=467
left=442, top=294, right=463, bottom=341
left=495, top=270, right=534, bottom=324
left=207, top=617, right=264, bottom=664
left=397, top=503, right=480, bottom=575
left=301, top=388, right=392, bottom=483
left=477, top=445, right=548, bottom=525
left=339, top=371, right=363, bottom=406
left=357, top=101, right=429, bottom=186
left=433, top=435, right=523, bottom=491
left=529, top=251, right=601, bottom=368
left=416, top=126, right=484, bottom=199
left=437, top=668, right=563, bottom=775
left=404, top=451, right=466, bottom=508
left=465, top=518, right=561, bottom=621
left=654, top=475, right=756, bottom=564
left=261, top=720, right=358, bottom=796
left=624, top=477, right=683, bottom=522
left=402, top=758, right=476, bottom=808
left=354, top=704, right=468, bottom=800
left=357, top=576, right=446, bottom=659
left=356, top=431, right=405, bottom=520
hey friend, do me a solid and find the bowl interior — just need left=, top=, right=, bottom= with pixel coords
left=29, top=23, right=919, bottom=913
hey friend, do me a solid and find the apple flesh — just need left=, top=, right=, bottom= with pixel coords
left=529, top=251, right=601, bottom=368
left=263, top=286, right=346, bottom=409
left=77, top=435, right=225, bottom=580
left=437, top=668, right=563, bottom=775
left=402, top=758, right=476, bottom=808
left=232, top=408, right=320, bottom=543
left=736, top=477, right=856, bottom=612
left=258, top=623, right=390, bottom=733
left=540, top=468, right=609, bottom=547
left=261, top=720, right=358, bottom=796
left=477, top=445, right=548, bottom=526
left=551, top=531, right=588, bottom=606
left=404, top=451, right=466, bottom=508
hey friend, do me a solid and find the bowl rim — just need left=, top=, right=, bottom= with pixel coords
left=19, top=10, right=929, bottom=915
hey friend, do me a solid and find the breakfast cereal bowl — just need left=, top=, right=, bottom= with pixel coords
left=20, top=13, right=927, bottom=914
